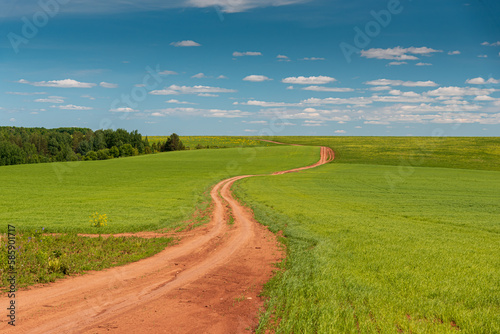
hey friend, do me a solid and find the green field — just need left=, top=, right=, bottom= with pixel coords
left=2, top=135, right=499, bottom=332
left=233, top=139, right=500, bottom=333
left=0, top=145, right=318, bottom=233
left=147, top=135, right=278, bottom=149
left=270, top=136, right=500, bottom=171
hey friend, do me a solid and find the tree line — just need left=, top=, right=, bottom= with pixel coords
left=0, top=126, right=185, bottom=167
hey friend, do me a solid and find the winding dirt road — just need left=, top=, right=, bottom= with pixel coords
left=1, top=145, right=334, bottom=334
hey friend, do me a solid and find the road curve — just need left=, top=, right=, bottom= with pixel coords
left=0, top=145, right=334, bottom=334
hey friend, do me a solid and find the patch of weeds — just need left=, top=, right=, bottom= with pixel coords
left=0, top=228, right=173, bottom=291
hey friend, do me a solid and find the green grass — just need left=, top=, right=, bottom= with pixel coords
left=234, top=163, right=500, bottom=333
left=269, top=136, right=500, bottom=171
left=0, top=230, right=173, bottom=289
left=0, top=146, right=319, bottom=234
left=147, top=135, right=278, bottom=149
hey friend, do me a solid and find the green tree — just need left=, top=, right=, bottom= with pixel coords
left=165, top=133, right=185, bottom=151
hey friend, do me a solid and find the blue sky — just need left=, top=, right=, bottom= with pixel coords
left=1, top=0, right=499, bottom=136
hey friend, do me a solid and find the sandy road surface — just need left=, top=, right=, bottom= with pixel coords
left=0, top=145, right=334, bottom=333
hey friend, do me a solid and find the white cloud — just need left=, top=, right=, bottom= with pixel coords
left=198, top=93, right=219, bottom=97
left=387, top=61, right=407, bottom=66
left=361, top=46, right=442, bottom=60
left=478, top=54, right=488, bottom=58
left=159, top=70, right=178, bottom=75
left=110, top=107, right=138, bottom=112
left=277, top=54, right=290, bottom=61
left=481, top=41, right=500, bottom=46
left=364, top=79, right=438, bottom=87
left=465, top=77, right=500, bottom=85
left=17, top=79, right=96, bottom=88
left=217, top=75, right=228, bottom=79
left=100, top=82, right=118, bottom=88
left=53, top=104, right=93, bottom=110
left=1, top=0, right=310, bottom=16
left=425, top=86, right=496, bottom=96
left=166, top=99, right=197, bottom=104
left=188, top=0, right=309, bottom=13
left=233, top=51, right=262, bottom=57
left=238, top=100, right=301, bottom=107
left=369, top=86, right=391, bottom=91
left=6, top=91, right=46, bottom=95
left=192, top=73, right=207, bottom=79
left=149, top=107, right=250, bottom=118
left=243, top=120, right=268, bottom=124
left=170, top=40, right=201, bottom=47
left=286, top=86, right=294, bottom=90
left=301, top=57, right=325, bottom=61
left=150, top=85, right=237, bottom=95
left=448, top=50, right=461, bottom=55
left=474, top=95, right=495, bottom=101
left=282, top=76, right=336, bottom=85
left=243, top=75, right=272, bottom=82
left=335, top=130, right=346, bottom=133
left=416, top=62, right=432, bottom=66
left=244, top=129, right=258, bottom=132
left=371, top=93, right=435, bottom=103
left=303, top=97, right=372, bottom=106
left=9, top=118, right=15, bottom=122
left=34, top=96, right=64, bottom=103
left=81, top=94, right=95, bottom=100
left=302, top=120, right=324, bottom=127
left=302, top=86, right=354, bottom=92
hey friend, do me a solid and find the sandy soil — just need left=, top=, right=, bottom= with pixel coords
left=0, top=145, right=334, bottom=333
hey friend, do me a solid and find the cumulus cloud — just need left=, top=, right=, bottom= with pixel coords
left=189, top=0, right=309, bottom=13
left=1, top=0, right=311, bottom=17
left=481, top=41, right=500, bottom=46
left=53, top=104, right=93, bottom=110
left=110, top=107, right=138, bottom=112
left=448, top=50, right=461, bottom=55
left=243, top=75, right=272, bottom=82
left=171, top=40, right=201, bottom=47
left=100, top=82, right=118, bottom=88
left=149, top=107, right=250, bottom=118
left=335, top=130, right=346, bottom=133
left=282, top=76, right=336, bottom=85
left=6, top=91, right=46, bottom=95
left=416, top=62, right=432, bottom=66
left=361, top=46, right=442, bottom=60
left=465, top=77, right=500, bottom=85
left=478, top=55, right=488, bottom=58
left=198, top=93, right=219, bottom=97
left=150, top=85, right=237, bottom=95
left=369, top=86, right=391, bottom=91
left=364, top=79, right=438, bottom=87
left=17, top=79, right=96, bottom=88
left=237, top=100, right=302, bottom=107
left=474, top=95, right=495, bottom=101
left=425, top=86, right=496, bottom=96
left=303, top=97, right=372, bottom=106
left=191, top=73, right=207, bottom=79
left=233, top=51, right=262, bottom=57
left=34, top=96, right=64, bottom=103
left=166, top=99, right=197, bottom=104
left=277, top=54, right=290, bottom=61
left=387, top=61, right=407, bottom=66
left=301, top=57, right=325, bottom=61
left=217, top=75, right=228, bottom=79
left=159, top=70, right=178, bottom=75
left=302, top=86, right=354, bottom=92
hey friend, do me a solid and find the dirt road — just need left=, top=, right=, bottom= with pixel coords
left=0, top=145, right=334, bottom=333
